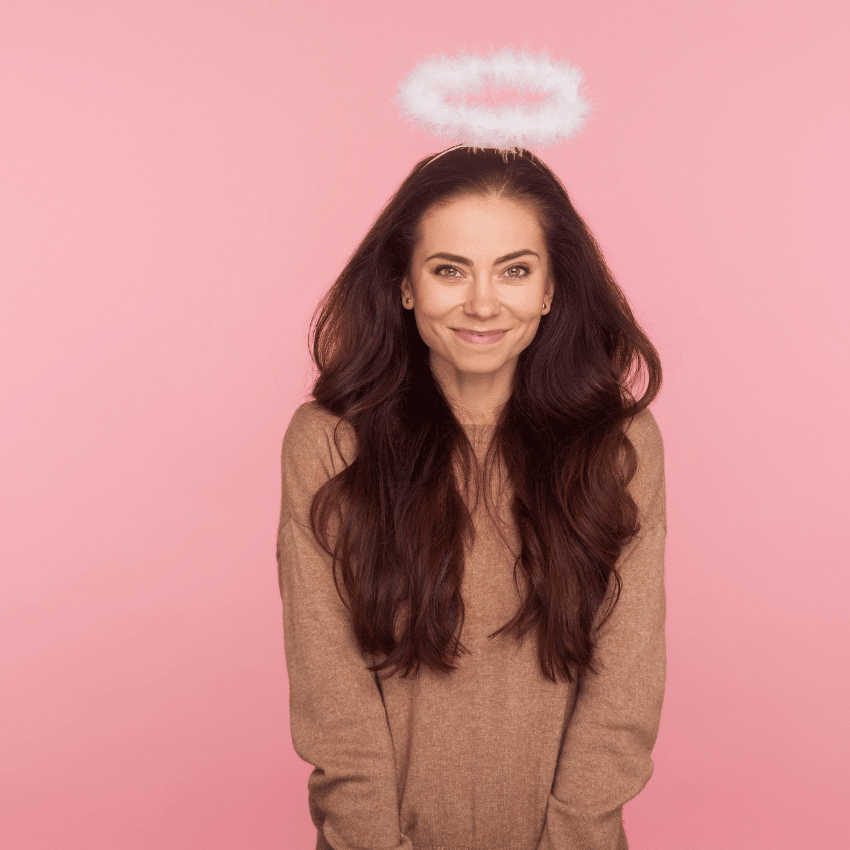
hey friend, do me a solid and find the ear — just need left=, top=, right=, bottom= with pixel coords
left=543, top=279, right=555, bottom=313
left=400, top=277, right=414, bottom=309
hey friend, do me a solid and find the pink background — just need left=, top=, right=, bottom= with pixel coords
left=2, top=1, right=848, bottom=847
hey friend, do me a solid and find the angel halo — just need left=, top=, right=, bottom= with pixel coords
left=392, top=47, right=593, bottom=161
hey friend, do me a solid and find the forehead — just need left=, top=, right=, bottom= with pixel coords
left=415, top=194, right=545, bottom=255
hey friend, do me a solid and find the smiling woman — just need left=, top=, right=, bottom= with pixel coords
left=401, top=194, right=553, bottom=424
left=277, top=146, right=666, bottom=850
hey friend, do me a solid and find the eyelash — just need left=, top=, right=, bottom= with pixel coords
left=433, top=264, right=531, bottom=279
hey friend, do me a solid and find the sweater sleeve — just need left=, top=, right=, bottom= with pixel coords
left=537, top=408, right=667, bottom=850
left=277, top=403, right=413, bottom=850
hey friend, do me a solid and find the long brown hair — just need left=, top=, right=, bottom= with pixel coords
left=308, top=146, right=661, bottom=684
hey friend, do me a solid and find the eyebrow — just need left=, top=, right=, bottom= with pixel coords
left=424, top=249, right=540, bottom=266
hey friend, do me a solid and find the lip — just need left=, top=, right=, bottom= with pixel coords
left=452, top=328, right=509, bottom=345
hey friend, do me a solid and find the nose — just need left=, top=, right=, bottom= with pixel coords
left=464, top=277, right=500, bottom=320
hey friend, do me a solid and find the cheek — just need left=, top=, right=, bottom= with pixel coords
left=510, top=291, right=546, bottom=319
left=414, top=285, right=456, bottom=317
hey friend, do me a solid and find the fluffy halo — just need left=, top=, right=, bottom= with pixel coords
left=392, top=47, right=592, bottom=150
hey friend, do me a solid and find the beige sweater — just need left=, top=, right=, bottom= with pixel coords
left=277, top=401, right=666, bottom=850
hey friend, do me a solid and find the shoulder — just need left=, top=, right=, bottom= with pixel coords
left=279, top=401, right=358, bottom=526
left=282, top=401, right=357, bottom=476
left=623, top=407, right=664, bottom=466
left=622, top=407, right=666, bottom=526
left=284, top=400, right=340, bottom=445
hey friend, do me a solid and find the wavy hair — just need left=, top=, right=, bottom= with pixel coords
left=308, top=146, right=662, bottom=685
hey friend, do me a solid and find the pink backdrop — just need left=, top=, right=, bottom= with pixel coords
left=2, top=1, right=848, bottom=847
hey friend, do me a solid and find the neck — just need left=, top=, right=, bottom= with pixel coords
left=429, top=353, right=513, bottom=426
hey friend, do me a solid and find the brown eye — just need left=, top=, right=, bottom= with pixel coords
left=434, top=265, right=461, bottom=277
left=505, top=265, right=530, bottom=278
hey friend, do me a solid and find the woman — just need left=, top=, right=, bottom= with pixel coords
left=277, top=146, right=666, bottom=850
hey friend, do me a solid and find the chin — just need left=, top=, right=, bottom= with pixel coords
left=453, top=359, right=510, bottom=374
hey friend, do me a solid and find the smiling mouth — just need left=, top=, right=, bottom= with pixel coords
left=452, top=328, right=509, bottom=345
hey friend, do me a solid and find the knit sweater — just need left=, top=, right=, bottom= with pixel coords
left=276, top=401, right=666, bottom=850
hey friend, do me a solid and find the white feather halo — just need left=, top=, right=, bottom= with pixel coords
left=392, top=47, right=592, bottom=151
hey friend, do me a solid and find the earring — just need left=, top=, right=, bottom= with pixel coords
left=542, top=302, right=547, bottom=311
left=405, top=297, right=411, bottom=304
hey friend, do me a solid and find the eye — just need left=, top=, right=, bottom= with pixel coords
left=433, top=264, right=462, bottom=278
left=504, top=265, right=531, bottom=279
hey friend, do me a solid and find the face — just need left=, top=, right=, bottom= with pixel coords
left=401, top=193, right=554, bottom=392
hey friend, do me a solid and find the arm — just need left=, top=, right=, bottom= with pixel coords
left=538, top=408, right=667, bottom=850
left=277, top=403, right=413, bottom=850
